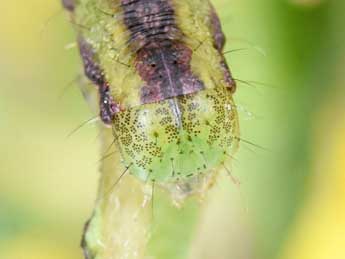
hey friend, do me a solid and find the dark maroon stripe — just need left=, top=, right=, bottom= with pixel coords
left=210, top=6, right=226, bottom=52
left=120, top=0, right=204, bottom=104
left=78, top=38, right=121, bottom=124
left=135, top=41, right=204, bottom=104
left=78, top=38, right=105, bottom=86
left=121, top=0, right=179, bottom=49
left=209, top=6, right=236, bottom=93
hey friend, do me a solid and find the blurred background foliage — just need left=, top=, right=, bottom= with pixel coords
left=0, top=0, right=344, bottom=258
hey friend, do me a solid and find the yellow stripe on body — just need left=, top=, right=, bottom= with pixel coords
left=173, top=0, right=227, bottom=91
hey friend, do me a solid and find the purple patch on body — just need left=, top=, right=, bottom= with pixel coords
left=62, top=0, right=75, bottom=12
left=78, top=39, right=105, bottom=86
left=209, top=6, right=236, bottom=93
left=210, top=6, right=226, bottom=52
left=78, top=38, right=121, bottom=124
left=220, top=60, right=236, bottom=93
left=121, top=0, right=204, bottom=104
left=99, top=85, right=121, bottom=124
left=121, top=0, right=181, bottom=50
left=136, top=41, right=204, bottom=104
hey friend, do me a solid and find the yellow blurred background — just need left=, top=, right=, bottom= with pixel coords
left=0, top=0, right=344, bottom=259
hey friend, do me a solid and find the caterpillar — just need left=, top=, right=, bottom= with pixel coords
left=63, top=0, right=239, bottom=258
left=63, top=0, right=238, bottom=188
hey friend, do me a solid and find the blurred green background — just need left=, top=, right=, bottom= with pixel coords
left=0, top=0, right=344, bottom=258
